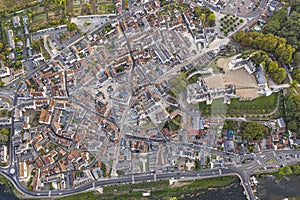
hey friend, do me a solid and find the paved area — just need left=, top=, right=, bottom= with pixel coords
left=223, top=0, right=258, bottom=15
left=71, top=16, right=108, bottom=33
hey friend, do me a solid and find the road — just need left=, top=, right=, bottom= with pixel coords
left=0, top=0, right=296, bottom=199
left=203, top=0, right=268, bottom=18
left=1, top=142, right=300, bottom=199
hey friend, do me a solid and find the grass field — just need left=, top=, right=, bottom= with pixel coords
left=66, top=0, right=115, bottom=16
left=31, top=12, right=48, bottom=30
left=0, top=0, right=37, bottom=12
left=0, top=109, right=11, bottom=118
left=57, top=176, right=237, bottom=200
left=227, top=93, right=278, bottom=115
left=196, top=92, right=279, bottom=116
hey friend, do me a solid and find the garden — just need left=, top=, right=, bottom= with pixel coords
left=220, top=14, right=243, bottom=36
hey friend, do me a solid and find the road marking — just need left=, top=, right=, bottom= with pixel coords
left=219, top=169, right=222, bottom=175
left=93, top=182, right=95, bottom=189
left=49, top=191, right=51, bottom=197
left=132, top=174, right=135, bottom=184
left=273, top=151, right=276, bottom=156
left=257, top=160, right=261, bottom=165
left=154, top=173, right=156, bottom=181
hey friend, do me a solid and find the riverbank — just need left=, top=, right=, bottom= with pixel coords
left=0, top=175, right=18, bottom=200
left=58, top=176, right=243, bottom=200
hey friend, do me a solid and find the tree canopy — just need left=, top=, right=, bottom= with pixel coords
left=240, top=121, right=269, bottom=140
left=285, top=94, right=300, bottom=136
left=233, top=30, right=295, bottom=64
left=263, top=2, right=300, bottom=50
left=292, top=68, right=300, bottom=82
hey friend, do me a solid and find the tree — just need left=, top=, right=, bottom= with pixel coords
left=0, top=53, right=5, bottom=61
left=292, top=68, right=300, bottom=82
left=207, top=13, right=215, bottom=26
left=66, top=21, right=78, bottom=32
left=289, top=80, right=299, bottom=90
left=240, top=121, right=269, bottom=140
left=272, top=67, right=287, bottom=84
left=285, top=94, right=300, bottom=136
left=293, top=52, right=300, bottom=65
left=0, top=81, right=4, bottom=87
left=0, top=42, right=3, bottom=49
left=268, top=61, right=279, bottom=73
left=200, top=13, right=206, bottom=24
left=194, top=7, right=201, bottom=18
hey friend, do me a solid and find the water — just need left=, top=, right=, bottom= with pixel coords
left=257, top=175, right=300, bottom=200
left=0, top=184, right=18, bottom=200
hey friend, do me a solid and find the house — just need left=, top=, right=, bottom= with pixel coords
left=0, top=67, right=10, bottom=78
left=6, top=29, right=15, bottom=49
left=255, top=65, right=267, bottom=87
left=0, top=145, right=8, bottom=163
left=224, top=140, right=235, bottom=152
left=276, top=118, right=286, bottom=133
left=12, top=16, right=21, bottom=27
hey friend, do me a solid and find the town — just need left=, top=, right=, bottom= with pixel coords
left=0, top=0, right=300, bottom=199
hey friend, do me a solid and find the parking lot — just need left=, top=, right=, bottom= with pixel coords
left=223, top=0, right=259, bottom=15
left=32, top=25, right=81, bottom=50
left=71, top=16, right=108, bottom=33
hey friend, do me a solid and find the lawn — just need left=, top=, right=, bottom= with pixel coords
left=57, top=191, right=101, bottom=200
left=195, top=93, right=278, bottom=117
left=32, top=12, right=47, bottom=23
left=0, top=0, right=37, bottom=12
left=152, top=176, right=237, bottom=199
left=103, top=180, right=169, bottom=194
left=0, top=109, right=11, bottom=118
left=58, top=176, right=237, bottom=200
left=31, top=12, right=48, bottom=29
left=227, top=93, right=278, bottom=115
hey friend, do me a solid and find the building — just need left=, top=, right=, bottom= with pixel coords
left=255, top=65, right=267, bottom=87
left=0, top=67, right=10, bottom=78
left=187, top=78, right=236, bottom=104
left=0, top=145, right=8, bottom=163
left=6, top=29, right=15, bottom=49
left=12, top=16, right=21, bottom=27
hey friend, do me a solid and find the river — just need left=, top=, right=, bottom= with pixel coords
left=257, top=175, right=300, bottom=200
left=0, top=184, right=18, bottom=200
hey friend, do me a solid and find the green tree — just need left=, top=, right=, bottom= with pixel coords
left=0, top=53, right=5, bottom=61
left=233, top=30, right=246, bottom=43
left=285, top=94, right=300, bottom=136
left=194, top=7, right=201, bottom=18
left=289, top=80, right=299, bottom=90
left=272, top=68, right=287, bottom=84
left=0, top=42, right=3, bottom=49
left=268, top=61, right=279, bottom=73
left=293, top=52, right=300, bottom=65
left=292, top=68, right=300, bottom=82
left=240, top=122, right=269, bottom=140
left=207, top=13, right=215, bottom=26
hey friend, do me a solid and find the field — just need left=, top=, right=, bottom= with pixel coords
left=66, top=0, right=115, bottom=16
left=31, top=13, right=48, bottom=29
left=196, top=92, right=279, bottom=116
left=0, top=0, right=37, bottom=12
left=57, top=176, right=237, bottom=200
